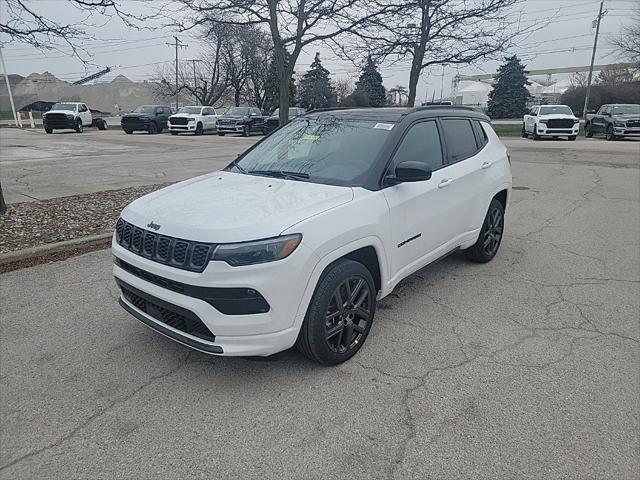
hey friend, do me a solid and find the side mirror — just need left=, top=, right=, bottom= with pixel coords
left=392, top=161, right=432, bottom=183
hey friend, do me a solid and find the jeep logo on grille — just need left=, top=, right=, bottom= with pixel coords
left=147, top=221, right=161, bottom=231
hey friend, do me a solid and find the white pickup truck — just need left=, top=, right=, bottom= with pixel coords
left=522, top=104, right=579, bottom=141
left=42, top=102, right=107, bottom=133
left=168, top=106, right=218, bottom=135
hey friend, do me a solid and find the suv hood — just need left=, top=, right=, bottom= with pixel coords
left=121, top=171, right=354, bottom=243
left=539, top=113, right=577, bottom=120
left=171, top=113, right=200, bottom=118
left=220, top=115, right=247, bottom=120
left=613, top=114, right=640, bottom=120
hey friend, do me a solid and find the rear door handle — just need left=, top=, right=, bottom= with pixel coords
left=438, top=178, right=453, bottom=188
left=481, top=161, right=492, bottom=169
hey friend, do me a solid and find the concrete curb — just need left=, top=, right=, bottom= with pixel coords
left=0, top=232, right=112, bottom=265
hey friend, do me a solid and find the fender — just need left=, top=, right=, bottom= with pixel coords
left=292, top=235, right=390, bottom=329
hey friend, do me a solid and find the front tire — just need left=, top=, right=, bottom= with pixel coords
left=148, top=122, right=158, bottom=134
left=605, top=125, right=617, bottom=141
left=45, top=128, right=53, bottom=134
left=568, top=135, right=577, bottom=141
left=521, top=124, right=528, bottom=138
left=195, top=122, right=203, bottom=136
left=75, top=119, right=83, bottom=133
left=532, top=124, right=540, bottom=140
left=170, top=131, right=178, bottom=136
left=218, top=132, right=226, bottom=136
left=124, top=129, right=133, bottom=134
left=463, top=198, right=505, bottom=263
left=296, top=259, right=376, bottom=365
left=242, top=125, right=250, bottom=137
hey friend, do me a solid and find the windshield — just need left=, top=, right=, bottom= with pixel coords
left=225, top=107, right=250, bottom=116
left=51, top=103, right=76, bottom=111
left=612, top=105, right=640, bottom=115
left=271, top=108, right=305, bottom=117
left=133, top=106, right=155, bottom=114
left=232, top=117, right=393, bottom=186
left=539, top=106, right=574, bottom=116
left=177, top=107, right=202, bottom=114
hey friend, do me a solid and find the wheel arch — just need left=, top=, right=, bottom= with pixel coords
left=493, top=189, right=508, bottom=212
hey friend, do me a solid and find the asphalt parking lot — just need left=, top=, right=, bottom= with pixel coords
left=1, top=129, right=639, bottom=479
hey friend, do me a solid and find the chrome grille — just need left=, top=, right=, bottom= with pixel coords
left=115, top=218, right=216, bottom=273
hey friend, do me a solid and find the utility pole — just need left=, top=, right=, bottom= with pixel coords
left=0, top=45, right=21, bottom=128
left=583, top=0, right=606, bottom=120
left=186, top=59, right=202, bottom=101
left=166, top=36, right=187, bottom=110
left=440, top=65, right=446, bottom=102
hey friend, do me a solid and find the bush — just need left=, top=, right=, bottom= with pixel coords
left=561, top=82, right=640, bottom=115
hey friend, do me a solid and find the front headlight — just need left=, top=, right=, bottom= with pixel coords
left=573, top=118, right=580, bottom=124
left=188, top=118, right=195, bottom=123
left=539, top=119, right=548, bottom=124
left=212, top=234, right=302, bottom=266
left=66, top=114, right=74, bottom=119
left=613, top=121, right=625, bottom=127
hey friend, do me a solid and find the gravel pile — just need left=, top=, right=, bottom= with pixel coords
left=0, top=183, right=173, bottom=254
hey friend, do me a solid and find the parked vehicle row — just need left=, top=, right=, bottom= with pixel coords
left=584, top=104, right=640, bottom=141
left=42, top=102, right=307, bottom=136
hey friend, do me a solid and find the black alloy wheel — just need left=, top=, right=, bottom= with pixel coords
left=482, top=206, right=504, bottom=258
left=148, top=122, right=158, bottom=134
left=324, top=276, right=372, bottom=354
left=605, top=125, right=616, bottom=141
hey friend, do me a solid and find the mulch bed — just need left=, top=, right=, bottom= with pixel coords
left=0, top=183, right=173, bottom=256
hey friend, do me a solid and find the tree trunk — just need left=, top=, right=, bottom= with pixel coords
left=0, top=182, right=7, bottom=215
left=234, top=88, right=241, bottom=107
left=407, top=62, right=421, bottom=107
left=276, top=57, right=291, bottom=125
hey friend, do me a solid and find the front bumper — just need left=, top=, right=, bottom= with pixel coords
left=217, top=123, right=245, bottom=133
left=169, top=124, right=197, bottom=132
left=613, top=127, right=640, bottom=137
left=121, top=120, right=150, bottom=131
left=112, top=237, right=319, bottom=356
left=536, top=124, right=579, bottom=136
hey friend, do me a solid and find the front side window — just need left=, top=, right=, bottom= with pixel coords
left=391, top=121, right=444, bottom=173
left=231, top=117, right=394, bottom=186
left=441, top=119, right=478, bottom=162
left=539, top=106, right=573, bottom=116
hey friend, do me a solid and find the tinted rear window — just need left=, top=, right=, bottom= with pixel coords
left=441, top=119, right=478, bottom=162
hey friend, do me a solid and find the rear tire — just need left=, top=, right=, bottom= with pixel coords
left=45, top=128, right=53, bottom=134
left=463, top=198, right=505, bottom=263
left=75, top=119, right=83, bottom=133
left=585, top=123, right=593, bottom=138
left=296, top=259, right=376, bottom=365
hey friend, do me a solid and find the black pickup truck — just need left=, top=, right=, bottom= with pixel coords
left=216, top=106, right=265, bottom=136
left=121, top=105, right=172, bottom=134
left=263, top=107, right=306, bottom=134
left=585, top=104, right=640, bottom=141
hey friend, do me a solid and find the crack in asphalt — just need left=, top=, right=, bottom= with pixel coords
left=0, top=351, right=193, bottom=473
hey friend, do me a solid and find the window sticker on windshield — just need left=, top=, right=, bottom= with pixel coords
left=374, top=123, right=394, bottom=130
left=302, top=134, right=319, bottom=141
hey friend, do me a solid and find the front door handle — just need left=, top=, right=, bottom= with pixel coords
left=438, top=178, right=453, bottom=188
left=481, top=161, right=492, bottom=169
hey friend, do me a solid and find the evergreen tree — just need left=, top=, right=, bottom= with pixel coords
left=351, top=56, right=386, bottom=107
left=298, top=53, right=337, bottom=110
left=487, top=56, right=531, bottom=119
left=263, top=53, right=296, bottom=114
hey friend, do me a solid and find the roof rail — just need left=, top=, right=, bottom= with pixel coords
left=410, top=105, right=480, bottom=113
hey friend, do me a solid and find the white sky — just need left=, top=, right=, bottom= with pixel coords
left=0, top=0, right=636, bottom=104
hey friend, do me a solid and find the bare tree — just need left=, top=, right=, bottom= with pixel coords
left=334, top=77, right=355, bottom=105
left=0, top=0, right=157, bottom=58
left=346, top=0, right=538, bottom=106
left=610, top=7, right=640, bottom=64
left=170, top=0, right=392, bottom=124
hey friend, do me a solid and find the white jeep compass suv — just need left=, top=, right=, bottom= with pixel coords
left=113, top=107, right=512, bottom=365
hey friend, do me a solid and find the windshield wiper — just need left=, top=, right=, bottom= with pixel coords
left=228, top=158, right=247, bottom=174
left=249, top=170, right=310, bottom=180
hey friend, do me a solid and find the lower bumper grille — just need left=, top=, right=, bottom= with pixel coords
left=117, top=279, right=215, bottom=342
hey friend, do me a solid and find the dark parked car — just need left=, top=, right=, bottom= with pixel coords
left=263, top=107, right=306, bottom=134
left=121, top=105, right=172, bottom=134
left=585, top=104, right=640, bottom=141
left=217, top=107, right=265, bottom=136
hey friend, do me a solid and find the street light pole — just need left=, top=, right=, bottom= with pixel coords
left=0, top=45, right=21, bottom=128
left=167, top=36, right=187, bottom=110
